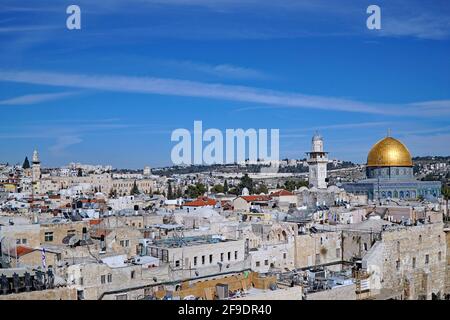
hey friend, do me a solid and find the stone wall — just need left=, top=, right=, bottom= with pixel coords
left=368, top=223, right=446, bottom=299
left=295, top=231, right=342, bottom=268
left=0, top=287, right=77, bottom=300
left=237, top=286, right=303, bottom=300
left=306, top=284, right=356, bottom=300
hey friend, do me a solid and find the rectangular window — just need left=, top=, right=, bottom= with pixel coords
left=16, top=239, right=20, bottom=244
left=234, top=251, right=238, bottom=260
left=315, top=253, right=320, bottom=264
left=256, top=261, right=260, bottom=267
left=221, top=253, right=224, bottom=262
left=107, top=274, right=112, bottom=283
left=209, top=254, right=213, bottom=264
left=438, top=251, right=442, bottom=261
left=283, top=253, right=287, bottom=259
left=336, top=248, right=341, bottom=258
left=131, top=271, right=135, bottom=279
left=175, top=260, right=180, bottom=267
left=79, top=277, right=84, bottom=286
left=227, top=252, right=231, bottom=261
left=193, top=256, right=197, bottom=266
left=101, top=275, right=106, bottom=284
left=125, top=240, right=129, bottom=247
left=44, top=232, right=54, bottom=242
left=202, top=255, right=205, bottom=265
left=264, top=259, right=269, bottom=266
left=22, top=238, right=27, bottom=244
left=120, top=240, right=124, bottom=247
left=412, top=257, right=416, bottom=269
left=425, top=254, right=429, bottom=264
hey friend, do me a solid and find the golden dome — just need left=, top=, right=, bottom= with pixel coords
left=367, top=137, right=413, bottom=167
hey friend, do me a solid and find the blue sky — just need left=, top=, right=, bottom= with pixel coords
left=0, top=0, right=449, bottom=168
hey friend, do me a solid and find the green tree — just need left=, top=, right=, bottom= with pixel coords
left=130, top=180, right=140, bottom=195
left=283, top=180, right=297, bottom=192
left=296, top=180, right=308, bottom=189
left=185, top=183, right=207, bottom=198
left=22, top=157, right=30, bottom=169
left=238, top=174, right=253, bottom=194
left=175, top=187, right=182, bottom=198
left=255, top=183, right=268, bottom=194
left=223, top=180, right=229, bottom=194
left=167, top=183, right=174, bottom=199
left=211, top=184, right=224, bottom=194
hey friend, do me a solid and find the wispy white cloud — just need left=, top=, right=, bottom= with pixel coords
left=0, top=25, right=59, bottom=33
left=158, top=59, right=270, bottom=79
left=0, top=91, right=78, bottom=106
left=283, top=121, right=393, bottom=133
left=381, top=13, right=450, bottom=40
left=49, top=135, right=83, bottom=155
left=0, top=70, right=448, bottom=116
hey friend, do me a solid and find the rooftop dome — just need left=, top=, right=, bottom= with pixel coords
left=367, top=136, right=412, bottom=167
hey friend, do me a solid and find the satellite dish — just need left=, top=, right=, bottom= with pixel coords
left=68, top=235, right=80, bottom=246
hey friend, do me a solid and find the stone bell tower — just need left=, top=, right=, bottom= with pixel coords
left=306, top=133, right=328, bottom=189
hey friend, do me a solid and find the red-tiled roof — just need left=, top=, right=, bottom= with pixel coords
left=184, top=197, right=217, bottom=207
left=271, top=189, right=294, bottom=196
left=89, top=219, right=102, bottom=226
left=15, top=246, right=35, bottom=257
left=240, top=195, right=271, bottom=202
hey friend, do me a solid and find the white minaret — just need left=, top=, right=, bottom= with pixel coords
left=32, top=149, right=41, bottom=194
left=307, top=133, right=328, bottom=189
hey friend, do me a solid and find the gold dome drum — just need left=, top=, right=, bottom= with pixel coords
left=367, top=137, right=413, bottom=167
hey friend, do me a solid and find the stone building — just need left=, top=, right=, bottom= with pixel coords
left=362, top=222, right=447, bottom=299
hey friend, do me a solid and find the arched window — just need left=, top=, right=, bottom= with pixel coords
left=393, top=190, right=398, bottom=198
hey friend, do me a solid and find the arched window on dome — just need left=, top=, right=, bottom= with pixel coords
left=399, top=191, right=404, bottom=198
left=387, top=191, right=392, bottom=198
left=393, top=190, right=398, bottom=198
left=396, top=169, right=399, bottom=175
